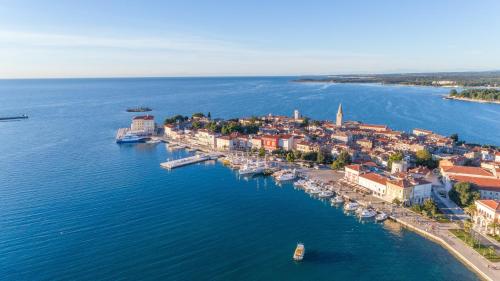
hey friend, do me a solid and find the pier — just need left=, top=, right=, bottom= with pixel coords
left=160, top=153, right=220, bottom=169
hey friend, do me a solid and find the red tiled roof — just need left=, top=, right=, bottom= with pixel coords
left=477, top=200, right=500, bottom=211
left=345, top=164, right=361, bottom=172
left=359, top=173, right=388, bottom=185
left=442, top=166, right=494, bottom=177
left=133, top=115, right=154, bottom=120
left=450, top=176, right=500, bottom=191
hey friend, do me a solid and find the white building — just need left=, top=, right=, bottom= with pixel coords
left=195, top=129, right=217, bottom=149
left=473, top=200, right=500, bottom=235
left=344, top=164, right=362, bottom=184
left=216, top=136, right=236, bottom=151
left=358, top=173, right=388, bottom=198
left=279, top=135, right=294, bottom=151
left=131, top=115, right=155, bottom=134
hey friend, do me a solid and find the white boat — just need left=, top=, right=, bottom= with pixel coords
left=308, top=188, right=321, bottom=195
left=375, top=212, right=388, bottom=222
left=318, top=191, right=334, bottom=198
left=146, top=139, right=161, bottom=144
left=330, top=195, right=344, bottom=204
left=276, top=172, right=296, bottom=181
left=344, top=202, right=359, bottom=211
left=359, top=209, right=377, bottom=218
left=293, top=243, right=305, bottom=261
left=116, top=132, right=146, bottom=143
left=294, top=179, right=306, bottom=187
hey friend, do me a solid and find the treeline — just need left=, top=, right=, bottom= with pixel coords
left=449, top=89, right=500, bottom=101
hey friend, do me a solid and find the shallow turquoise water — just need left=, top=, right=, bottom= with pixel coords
left=1, top=77, right=495, bottom=280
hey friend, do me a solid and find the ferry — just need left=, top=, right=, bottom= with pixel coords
left=293, top=243, right=305, bottom=261
left=0, top=114, right=28, bottom=121
left=116, top=132, right=146, bottom=143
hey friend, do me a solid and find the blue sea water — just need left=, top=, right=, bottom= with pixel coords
left=1, top=77, right=498, bottom=280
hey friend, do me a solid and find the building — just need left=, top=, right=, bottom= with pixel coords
left=391, top=160, right=408, bottom=174
left=131, top=115, right=155, bottom=134
left=358, top=173, right=388, bottom=198
left=261, top=135, right=279, bottom=151
left=332, top=131, right=352, bottom=143
left=359, top=123, right=388, bottom=132
left=249, top=137, right=262, bottom=150
left=413, top=128, right=433, bottom=137
left=194, top=129, right=217, bottom=149
left=278, top=135, right=294, bottom=151
left=473, top=200, right=500, bottom=235
left=384, top=176, right=432, bottom=205
left=336, top=103, right=343, bottom=127
left=295, top=141, right=319, bottom=153
left=216, top=136, right=236, bottom=151
left=294, top=109, right=301, bottom=120
left=345, top=164, right=362, bottom=184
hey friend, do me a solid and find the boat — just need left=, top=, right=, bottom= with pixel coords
left=318, top=190, right=334, bottom=198
left=293, top=243, right=305, bottom=261
left=276, top=170, right=297, bottom=181
left=146, top=139, right=161, bottom=144
left=344, top=202, right=359, bottom=211
left=116, top=132, right=146, bottom=143
left=375, top=212, right=388, bottom=222
left=308, top=188, right=321, bottom=195
left=330, top=195, right=344, bottom=204
left=359, top=209, right=377, bottom=218
left=239, top=165, right=264, bottom=176
left=0, top=114, right=28, bottom=121
left=293, top=179, right=306, bottom=187
left=126, top=107, right=152, bottom=112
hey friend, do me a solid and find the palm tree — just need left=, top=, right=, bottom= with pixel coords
left=464, top=204, right=477, bottom=217
left=488, top=219, right=500, bottom=236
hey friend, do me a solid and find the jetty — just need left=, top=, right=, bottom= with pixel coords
left=0, top=114, right=28, bottom=121
left=160, top=153, right=220, bottom=169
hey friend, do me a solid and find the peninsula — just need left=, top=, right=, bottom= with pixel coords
left=293, top=70, right=500, bottom=87
left=445, top=89, right=500, bottom=104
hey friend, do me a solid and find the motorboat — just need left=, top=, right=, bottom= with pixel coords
left=276, top=170, right=296, bottom=181
left=375, top=212, right=388, bottom=222
left=330, top=195, right=344, bottom=204
left=359, top=209, right=377, bottom=218
left=344, top=202, right=359, bottom=211
left=116, top=132, right=146, bottom=143
left=293, top=243, right=305, bottom=261
left=308, top=188, right=321, bottom=195
left=318, top=191, right=334, bottom=198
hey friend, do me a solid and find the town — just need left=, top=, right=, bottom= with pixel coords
left=117, top=104, right=500, bottom=278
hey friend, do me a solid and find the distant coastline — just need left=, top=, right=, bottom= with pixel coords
left=443, top=96, right=500, bottom=105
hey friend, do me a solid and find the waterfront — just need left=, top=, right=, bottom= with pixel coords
left=0, top=77, right=498, bottom=280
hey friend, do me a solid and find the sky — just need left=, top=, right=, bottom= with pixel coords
left=1, top=0, right=500, bottom=78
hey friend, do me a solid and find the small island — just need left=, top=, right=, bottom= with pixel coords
left=445, top=89, right=500, bottom=104
left=126, top=107, right=152, bottom=112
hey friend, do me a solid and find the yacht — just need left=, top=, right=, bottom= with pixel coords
left=344, top=202, right=359, bottom=212
left=293, top=243, right=305, bottom=261
left=276, top=170, right=296, bottom=182
left=318, top=190, right=334, bottom=198
left=239, top=165, right=264, bottom=176
left=116, top=132, right=146, bottom=143
left=359, top=209, right=377, bottom=218
left=330, top=195, right=344, bottom=204
left=375, top=212, right=388, bottom=222
left=308, top=188, right=321, bottom=195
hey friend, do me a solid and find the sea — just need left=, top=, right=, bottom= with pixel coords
left=1, top=77, right=499, bottom=280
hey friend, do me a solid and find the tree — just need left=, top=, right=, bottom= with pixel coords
left=293, top=150, right=302, bottom=160
left=392, top=198, right=402, bottom=206
left=207, top=112, right=211, bottom=119
left=448, top=182, right=480, bottom=207
left=192, top=112, right=205, bottom=118
left=464, top=204, right=477, bottom=217
left=316, top=150, right=325, bottom=164
left=286, top=152, right=295, bottom=162
left=388, top=151, right=404, bottom=170
left=449, top=89, right=458, bottom=96
left=258, top=147, right=266, bottom=157
left=164, top=114, right=187, bottom=125
left=416, top=149, right=438, bottom=169
left=331, top=150, right=351, bottom=170
left=191, top=120, right=201, bottom=129
left=302, top=151, right=318, bottom=161
left=450, top=133, right=459, bottom=143
left=422, top=199, right=438, bottom=217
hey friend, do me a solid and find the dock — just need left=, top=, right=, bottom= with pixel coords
left=160, top=154, right=220, bottom=169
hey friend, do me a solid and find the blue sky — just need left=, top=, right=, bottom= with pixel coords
left=1, top=0, right=500, bottom=78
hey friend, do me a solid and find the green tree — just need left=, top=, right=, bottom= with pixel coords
left=258, top=147, right=266, bottom=157
left=207, top=112, right=211, bottom=119
left=448, top=182, right=480, bottom=207
left=164, top=114, right=187, bottom=125
left=286, top=152, right=295, bottom=162
left=293, top=150, right=302, bottom=160
left=316, top=150, right=325, bottom=164
left=450, top=133, right=459, bottom=143
left=331, top=150, right=351, bottom=170
left=191, top=120, right=201, bottom=129
left=192, top=112, right=205, bottom=118
left=392, top=198, right=402, bottom=206
left=416, top=149, right=438, bottom=169
left=388, top=151, right=404, bottom=169
left=302, top=151, right=318, bottom=161
left=449, top=89, right=458, bottom=96
left=422, top=199, right=438, bottom=217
